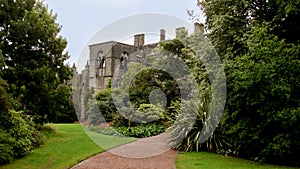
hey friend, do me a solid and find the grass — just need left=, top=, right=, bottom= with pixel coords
left=176, top=152, right=298, bottom=169
left=0, top=124, right=136, bottom=169
left=1, top=124, right=297, bottom=169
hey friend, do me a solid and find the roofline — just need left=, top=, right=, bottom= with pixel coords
left=88, top=41, right=136, bottom=48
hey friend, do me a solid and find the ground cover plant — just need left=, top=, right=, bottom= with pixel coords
left=87, top=124, right=165, bottom=138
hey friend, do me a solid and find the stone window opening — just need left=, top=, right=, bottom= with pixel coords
left=101, top=58, right=106, bottom=69
left=120, top=51, right=128, bottom=70
left=97, top=51, right=106, bottom=78
left=97, top=51, right=106, bottom=69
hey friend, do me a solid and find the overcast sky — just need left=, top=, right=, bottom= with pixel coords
left=43, top=0, right=203, bottom=70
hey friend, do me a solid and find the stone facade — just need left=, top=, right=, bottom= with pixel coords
left=72, top=30, right=165, bottom=120
left=72, top=24, right=202, bottom=121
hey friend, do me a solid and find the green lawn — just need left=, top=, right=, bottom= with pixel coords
left=1, top=124, right=297, bottom=169
left=176, top=152, right=297, bottom=169
left=0, top=124, right=136, bottom=169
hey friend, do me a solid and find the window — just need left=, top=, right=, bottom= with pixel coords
left=120, top=51, right=128, bottom=70
left=97, top=51, right=105, bottom=69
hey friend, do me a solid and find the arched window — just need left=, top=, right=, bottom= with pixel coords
left=97, top=51, right=106, bottom=69
left=120, top=51, right=128, bottom=70
left=101, top=59, right=106, bottom=68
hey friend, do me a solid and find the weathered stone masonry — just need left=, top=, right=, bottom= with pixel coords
left=72, top=24, right=203, bottom=121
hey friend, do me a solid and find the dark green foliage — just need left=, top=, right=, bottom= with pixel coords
left=86, top=100, right=106, bottom=125
left=39, top=123, right=57, bottom=134
left=0, top=129, right=14, bottom=164
left=224, top=26, right=300, bottom=165
left=199, top=0, right=300, bottom=166
left=0, top=78, right=43, bottom=164
left=111, top=112, right=130, bottom=127
left=0, top=51, right=11, bottom=113
left=88, top=124, right=165, bottom=138
left=0, top=0, right=73, bottom=123
left=115, top=124, right=165, bottom=138
left=85, top=88, right=118, bottom=125
left=94, top=88, right=117, bottom=122
left=159, top=33, right=229, bottom=153
left=167, top=94, right=230, bottom=153
left=0, top=1, right=72, bottom=164
left=0, top=110, right=44, bottom=164
left=48, top=85, right=77, bottom=123
left=0, top=50, right=4, bottom=78
left=198, top=0, right=300, bottom=60
left=127, top=67, right=181, bottom=109
left=116, top=62, right=182, bottom=128
left=0, top=80, right=11, bottom=113
left=91, top=87, right=167, bottom=128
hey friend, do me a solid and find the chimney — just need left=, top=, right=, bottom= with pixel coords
left=176, top=27, right=186, bottom=38
left=160, top=29, right=166, bottom=41
left=194, top=22, right=204, bottom=34
left=134, top=34, right=145, bottom=48
left=72, top=63, right=77, bottom=72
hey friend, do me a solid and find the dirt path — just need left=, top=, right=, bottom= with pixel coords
left=71, top=133, right=178, bottom=169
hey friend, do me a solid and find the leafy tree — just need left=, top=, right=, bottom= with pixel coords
left=1, top=51, right=44, bottom=164
left=160, top=32, right=229, bottom=153
left=48, top=85, right=77, bottom=123
left=0, top=0, right=73, bottom=123
left=93, top=88, right=117, bottom=124
left=198, top=0, right=300, bottom=166
left=0, top=50, right=11, bottom=113
left=0, top=50, right=4, bottom=78
left=0, top=109, right=44, bottom=164
left=129, top=67, right=180, bottom=108
left=198, top=0, right=300, bottom=60
left=224, top=26, right=300, bottom=165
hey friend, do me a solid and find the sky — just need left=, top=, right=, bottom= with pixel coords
left=43, top=0, right=203, bottom=71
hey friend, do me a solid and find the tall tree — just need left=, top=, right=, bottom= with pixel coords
left=198, top=0, right=300, bottom=60
left=0, top=50, right=11, bottom=113
left=0, top=0, right=73, bottom=123
left=198, top=0, right=300, bottom=166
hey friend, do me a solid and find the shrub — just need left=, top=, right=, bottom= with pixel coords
left=166, top=90, right=230, bottom=152
left=223, top=27, right=300, bottom=166
left=115, top=124, right=166, bottom=138
left=40, top=123, right=57, bottom=134
left=0, top=80, right=11, bottom=113
left=85, top=88, right=118, bottom=126
left=87, top=124, right=165, bottom=138
left=0, top=110, right=44, bottom=164
left=86, top=99, right=106, bottom=126
left=0, top=129, right=14, bottom=164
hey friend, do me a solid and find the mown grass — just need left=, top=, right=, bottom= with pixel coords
left=176, top=152, right=298, bottom=169
left=2, top=124, right=297, bottom=169
left=0, top=124, right=136, bottom=169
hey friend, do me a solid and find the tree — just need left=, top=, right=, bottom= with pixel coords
left=0, top=50, right=11, bottom=114
left=198, top=0, right=300, bottom=60
left=0, top=51, right=44, bottom=165
left=0, top=0, right=73, bottom=123
left=198, top=0, right=300, bottom=166
left=224, top=26, right=300, bottom=165
left=160, top=32, right=229, bottom=153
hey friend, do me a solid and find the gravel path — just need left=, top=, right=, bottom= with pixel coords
left=71, top=133, right=178, bottom=169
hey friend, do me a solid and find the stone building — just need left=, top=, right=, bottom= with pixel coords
left=72, top=29, right=168, bottom=120
left=72, top=24, right=203, bottom=121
